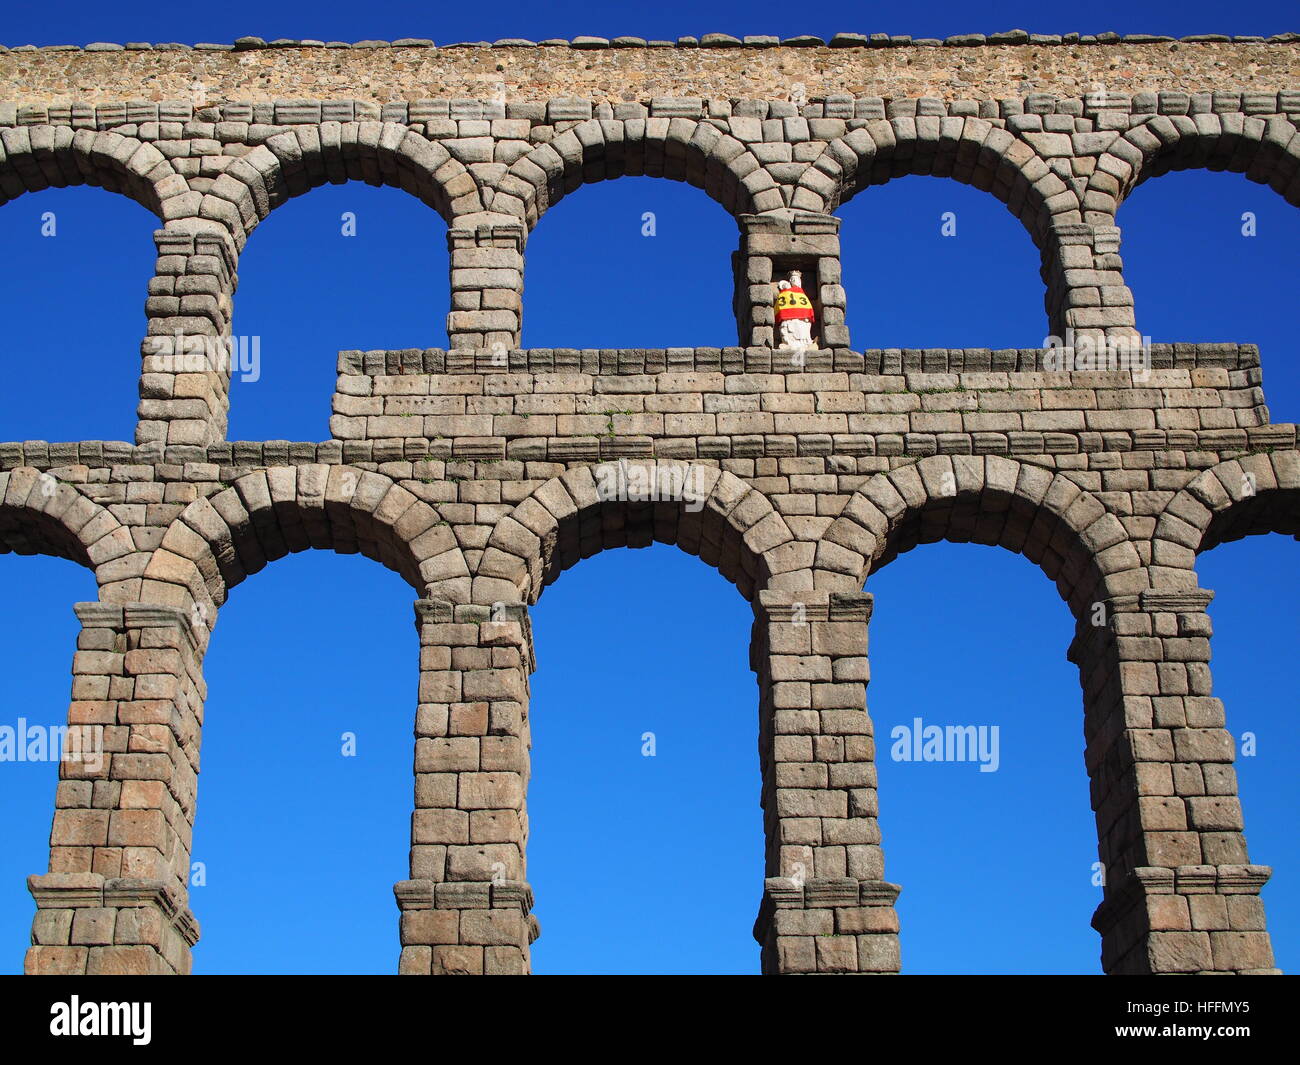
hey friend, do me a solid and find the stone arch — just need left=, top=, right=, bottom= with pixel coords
left=474, top=461, right=805, bottom=605
left=1095, top=113, right=1300, bottom=208
left=1154, top=451, right=1300, bottom=573
left=818, top=455, right=1134, bottom=618
left=497, top=119, right=768, bottom=230
left=1086, top=114, right=1300, bottom=346
left=204, top=124, right=483, bottom=247
left=0, top=467, right=133, bottom=576
left=818, top=118, right=1067, bottom=247
left=819, top=453, right=1183, bottom=975
left=148, top=466, right=468, bottom=621
left=0, top=125, right=190, bottom=218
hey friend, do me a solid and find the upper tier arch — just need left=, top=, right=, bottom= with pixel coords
left=0, top=125, right=189, bottom=217
left=817, top=117, right=1067, bottom=248
left=204, top=124, right=483, bottom=246
left=1094, top=113, right=1300, bottom=208
left=496, top=119, right=768, bottom=230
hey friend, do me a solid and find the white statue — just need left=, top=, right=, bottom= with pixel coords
left=775, top=270, right=815, bottom=352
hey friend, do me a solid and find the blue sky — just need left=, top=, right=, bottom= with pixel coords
left=0, top=1, right=1296, bottom=48
left=0, top=2, right=1297, bottom=975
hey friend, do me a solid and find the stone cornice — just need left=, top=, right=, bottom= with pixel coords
left=2, top=35, right=1296, bottom=108
left=2, top=32, right=1297, bottom=53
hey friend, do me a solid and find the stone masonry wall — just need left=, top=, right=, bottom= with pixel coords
left=2, top=34, right=1296, bottom=975
left=2, top=34, right=1298, bottom=107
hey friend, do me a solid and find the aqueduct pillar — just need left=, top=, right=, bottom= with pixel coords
left=26, top=601, right=203, bottom=975
left=395, top=597, right=538, bottom=975
left=751, top=589, right=901, bottom=974
left=1073, top=589, right=1276, bottom=974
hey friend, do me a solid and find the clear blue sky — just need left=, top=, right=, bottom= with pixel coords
left=0, top=1, right=1296, bottom=975
left=0, top=0, right=1296, bottom=48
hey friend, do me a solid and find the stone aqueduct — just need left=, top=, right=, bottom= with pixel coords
left=1, top=31, right=1297, bottom=974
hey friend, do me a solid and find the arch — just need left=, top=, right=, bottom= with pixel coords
left=497, top=119, right=765, bottom=230
left=0, top=181, right=160, bottom=444
left=819, top=455, right=1133, bottom=617
left=149, top=466, right=467, bottom=617
left=187, top=538, right=419, bottom=974
left=1154, top=451, right=1300, bottom=567
left=818, top=118, right=1066, bottom=249
left=519, top=176, right=737, bottom=349
left=0, top=467, right=132, bottom=574
left=1094, top=113, right=1300, bottom=208
left=0, top=125, right=189, bottom=218
left=835, top=176, right=1047, bottom=348
left=475, top=461, right=803, bottom=604
left=205, top=124, right=482, bottom=247
left=225, top=181, right=452, bottom=441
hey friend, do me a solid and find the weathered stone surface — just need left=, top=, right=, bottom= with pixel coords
left=5, top=33, right=1291, bottom=979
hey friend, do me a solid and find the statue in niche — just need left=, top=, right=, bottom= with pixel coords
left=775, top=270, right=815, bottom=352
